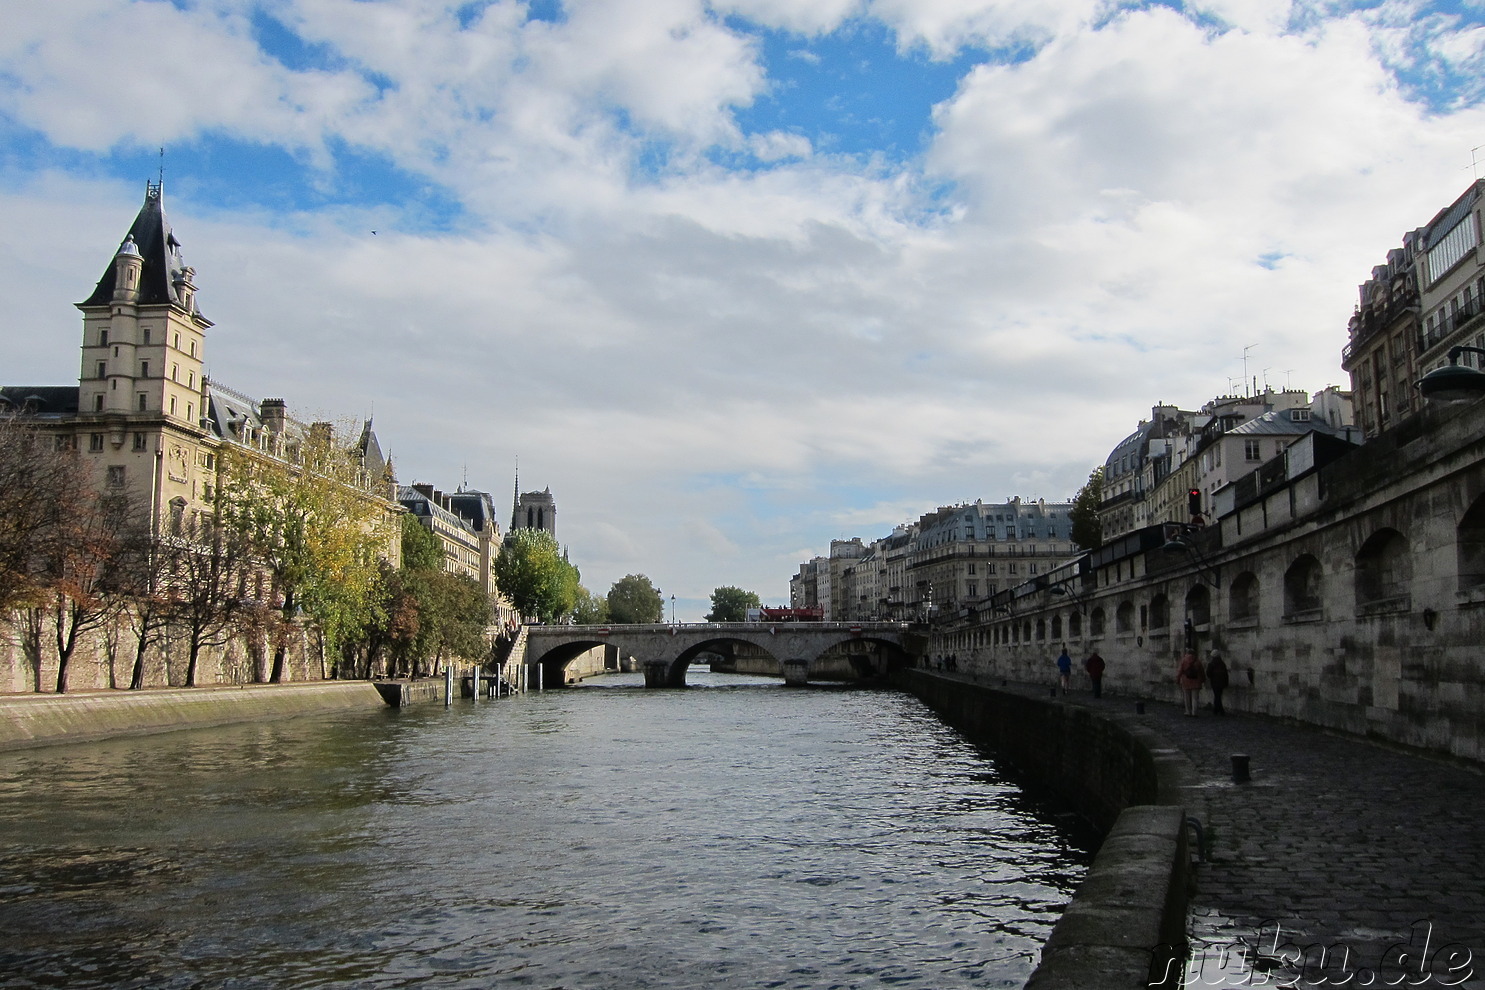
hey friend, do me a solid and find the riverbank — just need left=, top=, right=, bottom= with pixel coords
left=0, top=681, right=387, bottom=750
left=900, top=670, right=1485, bottom=990
left=895, top=669, right=1197, bottom=990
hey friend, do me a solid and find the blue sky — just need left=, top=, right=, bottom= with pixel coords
left=1, top=0, right=1484, bottom=618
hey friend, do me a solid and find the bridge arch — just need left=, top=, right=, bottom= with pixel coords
left=524, top=623, right=920, bottom=688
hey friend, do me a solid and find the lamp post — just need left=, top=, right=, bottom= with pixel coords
left=1417, top=345, right=1485, bottom=402
left=670, top=594, right=676, bottom=625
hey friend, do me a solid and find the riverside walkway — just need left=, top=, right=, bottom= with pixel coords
left=945, top=675, right=1485, bottom=988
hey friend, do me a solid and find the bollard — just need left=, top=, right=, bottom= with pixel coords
left=1136, top=701, right=1146, bottom=714
left=538, top=665, right=544, bottom=692
left=473, top=665, right=480, bottom=702
left=444, top=664, right=454, bottom=707
left=1231, top=754, right=1251, bottom=784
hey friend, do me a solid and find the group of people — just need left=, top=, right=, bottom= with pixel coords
left=1054, top=647, right=1106, bottom=697
left=1054, top=644, right=1231, bottom=715
left=1175, top=648, right=1229, bottom=716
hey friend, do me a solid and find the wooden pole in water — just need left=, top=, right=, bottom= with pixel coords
left=444, top=664, right=454, bottom=706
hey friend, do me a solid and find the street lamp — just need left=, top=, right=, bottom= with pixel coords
left=1417, top=346, right=1485, bottom=402
left=670, top=594, right=676, bottom=625
left=1160, top=533, right=1221, bottom=588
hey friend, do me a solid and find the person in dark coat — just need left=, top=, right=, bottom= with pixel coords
left=1207, top=651, right=1230, bottom=715
left=1083, top=651, right=1106, bottom=698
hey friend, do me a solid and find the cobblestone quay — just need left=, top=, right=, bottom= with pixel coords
left=1031, top=679, right=1485, bottom=988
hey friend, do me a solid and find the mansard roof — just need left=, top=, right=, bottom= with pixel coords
left=0, top=386, right=80, bottom=416
left=78, top=182, right=206, bottom=318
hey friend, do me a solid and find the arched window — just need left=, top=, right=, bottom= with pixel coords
left=1355, top=528, right=1410, bottom=608
left=1284, top=555, right=1323, bottom=616
left=1090, top=607, right=1105, bottom=637
left=1229, top=572, right=1259, bottom=621
left=1115, top=601, right=1135, bottom=634
left=1051, top=615, right=1063, bottom=639
left=1149, top=593, right=1169, bottom=630
left=1068, top=612, right=1082, bottom=638
left=1458, top=496, right=1485, bottom=592
left=1036, top=618, right=1046, bottom=641
left=1186, top=585, right=1211, bottom=626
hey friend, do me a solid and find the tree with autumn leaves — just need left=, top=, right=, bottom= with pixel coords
left=214, top=427, right=392, bottom=682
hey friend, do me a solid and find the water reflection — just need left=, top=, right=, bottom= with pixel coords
left=0, top=672, right=1093, bottom=988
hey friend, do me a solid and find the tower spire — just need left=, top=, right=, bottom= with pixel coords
left=511, top=456, right=520, bottom=531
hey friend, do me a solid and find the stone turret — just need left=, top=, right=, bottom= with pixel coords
left=112, top=236, right=143, bottom=303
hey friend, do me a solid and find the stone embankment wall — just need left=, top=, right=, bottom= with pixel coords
left=896, top=670, right=1192, bottom=990
left=0, top=681, right=387, bottom=751
left=0, top=611, right=322, bottom=693
left=932, top=399, right=1485, bottom=763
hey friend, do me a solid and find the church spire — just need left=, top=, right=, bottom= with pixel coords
left=511, top=457, right=520, bottom=532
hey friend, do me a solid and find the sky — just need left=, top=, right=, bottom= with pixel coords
left=2, top=0, right=1484, bottom=620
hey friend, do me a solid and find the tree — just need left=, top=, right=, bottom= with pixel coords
left=706, top=586, right=761, bottom=622
left=400, top=514, right=443, bottom=571
left=112, top=523, right=174, bottom=690
left=0, top=420, right=94, bottom=616
left=607, top=573, right=664, bottom=624
left=494, top=528, right=578, bottom=623
left=216, top=428, right=391, bottom=681
left=1070, top=467, right=1104, bottom=551
left=37, top=489, right=132, bottom=693
left=570, top=586, right=608, bottom=624
left=160, top=517, right=255, bottom=687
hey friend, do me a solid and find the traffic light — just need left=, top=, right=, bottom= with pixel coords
left=1188, top=488, right=1202, bottom=517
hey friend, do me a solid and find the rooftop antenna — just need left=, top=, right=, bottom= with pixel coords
left=1468, top=145, right=1484, bottom=180
left=158, top=147, right=165, bottom=188
left=1281, top=369, right=1295, bottom=390
left=1241, top=344, right=1257, bottom=397
left=460, top=463, right=468, bottom=493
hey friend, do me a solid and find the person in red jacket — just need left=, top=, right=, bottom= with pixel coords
left=1083, top=651, right=1106, bottom=698
left=1176, top=649, right=1205, bottom=716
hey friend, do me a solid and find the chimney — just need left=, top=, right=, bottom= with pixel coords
left=260, top=398, right=287, bottom=435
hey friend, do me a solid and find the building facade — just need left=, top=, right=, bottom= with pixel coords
left=2, top=183, right=402, bottom=561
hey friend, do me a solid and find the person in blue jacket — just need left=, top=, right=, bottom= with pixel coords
left=1055, top=647, right=1072, bottom=695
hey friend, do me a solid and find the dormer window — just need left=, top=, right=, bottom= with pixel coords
left=1291, top=409, right=1311, bottom=422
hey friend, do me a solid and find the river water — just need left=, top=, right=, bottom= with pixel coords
left=0, top=672, right=1095, bottom=989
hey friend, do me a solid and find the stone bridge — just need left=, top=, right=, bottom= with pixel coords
left=525, top=622, right=923, bottom=688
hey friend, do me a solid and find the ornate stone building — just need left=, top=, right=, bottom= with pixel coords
left=1, top=182, right=401, bottom=556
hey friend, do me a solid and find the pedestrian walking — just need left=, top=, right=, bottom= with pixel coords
left=1055, top=647, right=1072, bottom=695
left=1083, top=650, right=1106, bottom=698
left=1176, top=649, right=1204, bottom=716
left=1207, top=651, right=1229, bottom=715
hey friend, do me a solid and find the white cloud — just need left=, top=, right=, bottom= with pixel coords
left=2, top=0, right=1484, bottom=612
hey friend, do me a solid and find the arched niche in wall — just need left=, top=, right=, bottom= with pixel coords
left=1284, top=554, right=1323, bottom=617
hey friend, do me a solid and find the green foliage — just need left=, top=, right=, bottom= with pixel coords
left=570, top=585, right=609, bottom=624
left=607, top=573, right=664, bottom=624
left=1070, top=467, right=1104, bottom=551
left=401, top=514, right=444, bottom=572
left=215, top=433, right=392, bottom=674
left=494, top=528, right=578, bottom=623
left=706, top=585, right=761, bottom=622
